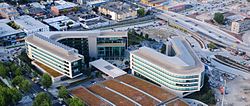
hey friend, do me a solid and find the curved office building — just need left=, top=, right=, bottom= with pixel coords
left=130, top=37, right=205, bottom=96
left=26, top=31, right=127, bottom=78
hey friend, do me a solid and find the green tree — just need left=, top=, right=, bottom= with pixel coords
left=208, top=42, right=217, bottom=50
left=145, top=34, right=149, bottom=39
left=213, top=12, right=224, bottom=24
left=14, top=67, right=22, bottom=76
left=0, top=86, right=22, bottom=105
left=68, top=98, right=84, bottom=106
left=137, top=8, right=145, bottom=17
left=72, top=7, right=79, bottom=12
left=20, top=79, right=31, bottom=92
left=33, top=92, right=52, bottom=106
left=58, top=86, right=68, bottom=99
left=12, top=76, right=25, bottom=86
left=41, top=74, right=52, bottom=88
left=0, top=63, right=7, bottom=78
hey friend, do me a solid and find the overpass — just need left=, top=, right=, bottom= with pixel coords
left=156, top=11, right=250, bottom=54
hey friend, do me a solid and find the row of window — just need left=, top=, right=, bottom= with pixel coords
left=132, top=66, right=198, bottom=91
left=132, top=60, right=199, bottom=83
left=132, top=55, right=200, bottom=79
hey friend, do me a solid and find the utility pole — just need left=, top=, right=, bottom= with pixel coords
left=221, top=79, right=226, bottom=106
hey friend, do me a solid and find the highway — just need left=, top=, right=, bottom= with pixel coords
left=125, top=0, right=250, bottom=54
left=156, top=11, right=250, bottom=54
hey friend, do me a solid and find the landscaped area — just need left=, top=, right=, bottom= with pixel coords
left=186, top=75, right=216, bottom=105
left=116, top=75, right=177, bottom=101
left=102, top=79, right=158, bottom=105
left=88, top=85, right=134, bottom=106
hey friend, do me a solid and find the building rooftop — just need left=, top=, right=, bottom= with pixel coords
left=71, top=74, right=188, bottom=106
left=70, top=87, right=111, bottom=106
left=54, top=0, right=77, bottom=10
left=0, top=23, right=22, bottom=37
left=131, top=37, right=204, bottom=75
left=38, top=31, right=127, bottom=41
left=99, top=1, right=136, bottom=14
left=15, top=15, right=48, bottom=30
left=89, top=59, right=127, bottom=78
left=25, top=33, right=82, bottom=62
left=43, top=16, right=80, bottom=30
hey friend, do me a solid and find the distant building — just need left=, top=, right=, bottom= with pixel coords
left=43, top=16, right=81, bottom=31
left=78, top=14, right=110, bottom=29
left=130, top=37, right=205, bottom=96
left=0, top=23, right=26, bottom=47
left=231, top=18, right=250, bottom=33
left=14, top=15, right=49, bottom=35
left=85, top=0, right=110, bottom=7
left=51, top=0, right=78, bottom=15
left=0, top=3, right=19, bottom=19
left=98, top=1, right=137, bottom=21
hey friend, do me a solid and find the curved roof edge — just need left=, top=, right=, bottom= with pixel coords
left=131, top=37, right=204, bottom=75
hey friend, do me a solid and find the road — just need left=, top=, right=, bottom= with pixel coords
left=125, top=0, right=250, bottom=54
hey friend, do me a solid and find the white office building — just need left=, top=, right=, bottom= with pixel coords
left=130, top=37, right=205, bottom=96
left=26, top=34, right=84, bottom=78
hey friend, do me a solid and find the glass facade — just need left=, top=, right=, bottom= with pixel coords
left=97, top=37, right=127, bottom=60
left=28, top=43, right=83, bottom=78
left=131, top=55, right=202, bottom=91
left=0, top=32, right=26, bottom=47
left=58, top=38, right=89, bottom=63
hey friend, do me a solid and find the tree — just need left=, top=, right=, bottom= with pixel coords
left=137, top=8, right=145, bottom=17
left=208, top=42, right=217, bottom=50
left=12, top=76, right=31, bottom=93
left=213, top=12, right=224, bottom=24
left=41, top=74, right=52, bottom=88
left=145, top=34, right=149, bottom=39
left=12, top=76, right=25, bottom=86
left=14, top=67, right=22, bottom=76
left=0, top=63, right=7, bottom=78
left=72, top=7, right=79, bottom=12
left=68, top=98, right=84, bottom=106
left=33, top=92, right=52, bottom=106
left=58, top=86, right=68, bottom=99
left=20, top=79, right=31, bottom=92
left=0, top=86, right=22, bottom=106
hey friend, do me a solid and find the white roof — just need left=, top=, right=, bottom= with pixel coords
left=0, top=23, right=22, bottom=37
left=54, top=0, right=77, bottom=10
left=90, top=59, right=127, bottom=78
left=43, top=16, right=79, bottom=30
left=131, top=37, right=204, bottom=74
left=15, top=15, right=49, bottom=30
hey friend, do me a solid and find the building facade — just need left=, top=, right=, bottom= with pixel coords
left=14, top=15, right=49, bottom=35
left=0, top=3, right=19, bottom=19
left=98, top=2, right=137, bottom=21
left=130, top=37, right=205, bottom=96
left=38, top=31, right=127, bottom=63
left=0, top=23, right=26, bottom=47
left=231, top=18, right=250, bottom=33
left=26, top=34, right=84, bottom=78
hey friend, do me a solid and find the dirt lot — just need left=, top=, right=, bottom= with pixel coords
left=215, top=76, right=250, bottom=106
